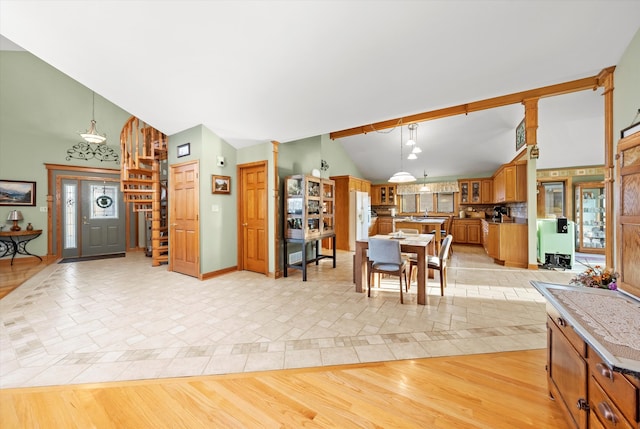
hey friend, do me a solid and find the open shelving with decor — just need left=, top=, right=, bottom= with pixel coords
left=283, top=175, right=336, bottom=281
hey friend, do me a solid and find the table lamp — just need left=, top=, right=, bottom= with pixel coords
left=7, top=210, right=23, bottom=231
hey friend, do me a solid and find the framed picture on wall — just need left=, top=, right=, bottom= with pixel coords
left=0, top=180, right=36, bottom=206
left=515, top=119, right=526, bottom=151
left=212, top=175, right=231, bottom=194
left=621, top=121, right=640, bottom=138
left=177, top=143, right=190, bottom=158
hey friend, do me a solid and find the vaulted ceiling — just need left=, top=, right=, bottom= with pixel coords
left=1, top=1, right=638, bottom=181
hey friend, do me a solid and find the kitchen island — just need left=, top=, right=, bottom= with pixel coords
left=393, top=217, right=446, bottom=251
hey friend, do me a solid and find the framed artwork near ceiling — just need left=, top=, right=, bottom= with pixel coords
left=621, top=121, right=640, bottom=138
left=177, top=143, right=190, bottom=158
left=0, top=180, right=36, bottom=206
left=515, top=119, right=526, bottom=151
left=212, top=175, right=231, bottom=194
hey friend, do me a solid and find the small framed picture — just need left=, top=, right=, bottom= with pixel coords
left=0, top=180, right=36, bottom=206
left=177, top=143, right=190, bottom=158
left=515, top=119, right=526, bottom=151
left=621, top=121, right=640, bottom=139
left=212, top=175, right=231, bottom=194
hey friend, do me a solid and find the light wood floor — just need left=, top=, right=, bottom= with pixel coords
left=0, top=258, right=570, bottom=428
left=0, top=349, right=569, bottom=428
left=0, top=259, right=49, bottom=299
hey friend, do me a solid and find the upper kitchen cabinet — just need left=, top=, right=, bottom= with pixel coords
left=458, top=179, right=493, bottom=204
left=371, top=184, right=397, bottom=206
left=330, top=175, right=371, bottom=195
left=494, top=162, right=527, bottom=203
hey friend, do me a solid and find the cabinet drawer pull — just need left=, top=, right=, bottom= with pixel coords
left=597, top=402, right=619, bottom=423
left=576, top=398, right=590, bottom=411
left=595, top=362, right=614, bottom=380
left=557, top=317, right=566, bottom=327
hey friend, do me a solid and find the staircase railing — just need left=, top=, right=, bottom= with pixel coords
left=120, top=116, right=168, bottom=266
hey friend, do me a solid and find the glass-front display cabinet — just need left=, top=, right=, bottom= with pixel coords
left=285, top=175, right=334, bottom=240
left=574, top=182, right=605, bottom=253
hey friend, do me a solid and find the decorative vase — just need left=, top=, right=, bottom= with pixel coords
left=26, top=222, right=34, bottom=231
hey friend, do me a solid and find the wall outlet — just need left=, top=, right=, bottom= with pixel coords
left=211, top=204, right=219, bottom=212
left=40, top=207, right=48, bottom=212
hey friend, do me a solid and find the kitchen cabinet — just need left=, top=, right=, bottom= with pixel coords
left=458, top=181, right=470, bottom=204
left=574, top=182, right=605, bottom=254
left=481, top=220, right=527, bottom=267
left=493, top=162, right=526, bottom=203
left=452, top=219, right=481, bottom=244
left=459, top=179, right=492, bottom=205
left=481, top=179, right=493, bottom=204
left=284, top=175, right=334, bottom=240
left=371, top=184, right=396, bottom=206
left=330, top=175, right=371, bottom=250
left=376, top=217, right=393, bottom=235
left=546, top=304, right=589, bottom=429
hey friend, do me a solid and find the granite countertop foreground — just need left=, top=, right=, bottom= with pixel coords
left=531, top=281, right=640, bottom=378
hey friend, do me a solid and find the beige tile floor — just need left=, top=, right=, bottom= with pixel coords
left=0, top=245, right=582, bottom=388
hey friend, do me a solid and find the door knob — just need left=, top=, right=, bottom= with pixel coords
left=243, top=223, right=248, bottom=226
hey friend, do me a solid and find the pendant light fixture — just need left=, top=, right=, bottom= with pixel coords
left=407, top=123, right=421, bottom=159
left=389, top=123, right=416, bottom=183
left=419, top=170, right=429, bottom=192
left=79, top=92, right=107, bottom=144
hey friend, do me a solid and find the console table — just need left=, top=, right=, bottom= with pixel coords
left=0, top=229, right=43, bottom=265
left=284, top=233, right=336, bottom=281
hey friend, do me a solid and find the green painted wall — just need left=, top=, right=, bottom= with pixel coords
left=168, top=124, right=239, bottom=275
left=0, top=51, right=130, bottom=257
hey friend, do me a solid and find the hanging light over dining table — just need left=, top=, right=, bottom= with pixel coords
left=389, top=123, right=416, bottom=183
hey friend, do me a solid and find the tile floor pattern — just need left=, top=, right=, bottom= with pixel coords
left=0, top=245, right=579, bottom=388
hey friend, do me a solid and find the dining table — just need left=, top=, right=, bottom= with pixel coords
left=355, top=233, right=435, bottom=305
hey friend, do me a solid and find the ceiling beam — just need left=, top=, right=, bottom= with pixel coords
left=329, top=69, right=613, bottom=140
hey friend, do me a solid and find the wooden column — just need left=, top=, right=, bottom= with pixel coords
left=272, top=140, right=281, bottom=278
left=597, top=67, right=615, bottom=269
left=524, top=98, right=539, bottom=269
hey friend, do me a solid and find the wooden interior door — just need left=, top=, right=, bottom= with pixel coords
left=238, top=161, right=268, bottom=274
left=169, top=161, right=199, bottom=278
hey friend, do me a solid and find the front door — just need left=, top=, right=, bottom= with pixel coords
left=61, top=179, right=125, bottom=259
left=169, top=161, right=199, bottom=277
left=239, top=161, right=268, bottom=274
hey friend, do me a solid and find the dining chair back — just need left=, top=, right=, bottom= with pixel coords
left=367, top=238, right=409, bottom=303
left=432, top=234, right=453, bottom=296
left=441, top=215, right=454, bottom=254
left=409, top=234, right=453, bottom=297
left=398, top=229, right=420, bottom=235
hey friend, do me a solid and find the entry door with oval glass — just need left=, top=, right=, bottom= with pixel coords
left=62, top=179, right=125, bottom=258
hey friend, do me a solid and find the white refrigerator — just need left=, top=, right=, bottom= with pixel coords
left=349, top=191, right=371, bottom=251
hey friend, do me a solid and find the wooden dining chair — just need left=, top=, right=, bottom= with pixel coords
left=409, top=234, right=453, bottom=296
left=367, top=238, right=409, bottom=304
left=441, top=215, right=454, bottom=254
left=398, top=229, right=419, bottom=287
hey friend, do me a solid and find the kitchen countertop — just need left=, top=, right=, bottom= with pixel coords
left=531, top=281, right=640, bottom=378
left=392, top=217, right=448, bottom=223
